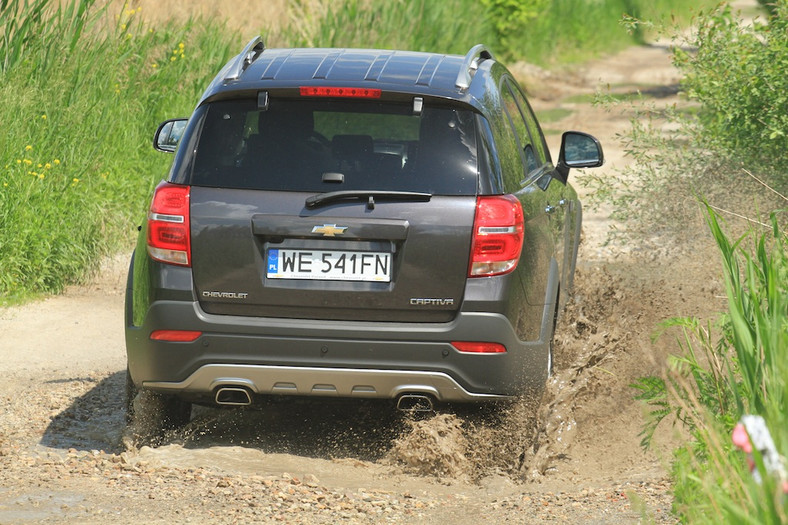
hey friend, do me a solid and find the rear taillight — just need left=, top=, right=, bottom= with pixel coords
left=469, top=195, right=524, bottom=277
left=147, top=182, right=191, bottom=266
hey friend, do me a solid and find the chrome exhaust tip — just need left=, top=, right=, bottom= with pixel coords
left=215, top=387, right=252, bottom=406
left=396, top=394, right=434, bottom=412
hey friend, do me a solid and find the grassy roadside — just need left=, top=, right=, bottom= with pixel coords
left=0, top=2, right=237, bottom=303
left=633, top=206, right=787, bottom=523
left=609, top=3, right=788, bottom=521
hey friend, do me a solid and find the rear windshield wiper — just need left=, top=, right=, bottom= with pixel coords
left=305, top=190, right=432, bottom=210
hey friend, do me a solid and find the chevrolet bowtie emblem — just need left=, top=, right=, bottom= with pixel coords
left=311, top=224, right=348, bottom=237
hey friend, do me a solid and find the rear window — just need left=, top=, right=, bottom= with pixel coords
left=189, top=98, right=478, bottom=195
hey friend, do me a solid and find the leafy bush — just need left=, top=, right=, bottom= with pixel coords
left=674, top=2, right=788, bottom=185
left=580, top=3, right=787, bottom=251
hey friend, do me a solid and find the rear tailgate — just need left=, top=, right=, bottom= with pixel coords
left=190, top=187, right=475, bottom=322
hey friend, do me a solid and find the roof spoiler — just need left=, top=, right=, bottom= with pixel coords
left=224, top=36, right=266, bottom=82
left=455, top=44, right=494, bottom=91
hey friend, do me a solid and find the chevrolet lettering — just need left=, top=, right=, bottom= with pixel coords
left=125, top=37, right=604, bottom=436
left=201, top=291, right=249, bottom=299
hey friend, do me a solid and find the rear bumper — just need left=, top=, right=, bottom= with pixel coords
left=126, top=299, right=552, bottom=402
left=144, top=363, right=508, bottom=402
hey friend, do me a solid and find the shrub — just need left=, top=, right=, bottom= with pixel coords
left=674, top=2, right=788, bottom=185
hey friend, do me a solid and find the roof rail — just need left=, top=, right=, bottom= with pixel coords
left=224, top=36, right=266, bottom=82
left=455, top=44, right=494, bottom=90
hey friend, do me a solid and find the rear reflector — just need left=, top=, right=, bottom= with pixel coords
left=300, top=86, right=382, bottom=98
left=147, top=182, right=191, bottom=266
left=150, top=330, right=202, bottom=342
left=469, top=195, right=524, bottom=277
left=452, top=341, right=507, bottom=354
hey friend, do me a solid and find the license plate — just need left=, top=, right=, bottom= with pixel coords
left=266, top=249, right=391, bottom=282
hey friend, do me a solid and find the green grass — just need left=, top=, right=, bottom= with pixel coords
left=0, top=1, right=238, bottom=302
left=534, top=108, right=573, bottom=124
left=502, top=0, right=720, bottom=65
left=633, top=206, right=787, bottom=522
left=268, top=0, right=493, bottom=56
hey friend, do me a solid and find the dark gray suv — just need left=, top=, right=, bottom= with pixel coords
left=125, top=37, right=603, bottom=429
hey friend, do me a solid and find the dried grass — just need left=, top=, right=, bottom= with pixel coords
left=122, top=0, right=289, bottom=37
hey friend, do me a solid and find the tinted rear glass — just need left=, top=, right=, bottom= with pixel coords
left=190, top=98, right=478, bottom=195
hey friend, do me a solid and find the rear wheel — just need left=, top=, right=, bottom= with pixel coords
left=547, top=300, right=560, bottom=378
left=124, top=368, right=192, bottom=446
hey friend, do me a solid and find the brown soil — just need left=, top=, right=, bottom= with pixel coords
left=0, top=24, right=733, bottom=524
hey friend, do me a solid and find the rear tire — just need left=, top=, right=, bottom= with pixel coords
left=124, top=368, right=191, bottom=446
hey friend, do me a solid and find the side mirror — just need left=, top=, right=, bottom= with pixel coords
left=556, top=131, right=604, bottom=181
left=153, top=118, right=188, bottom=153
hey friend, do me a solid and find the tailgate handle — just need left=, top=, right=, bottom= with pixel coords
left=252, top=215, right=409, bottom=240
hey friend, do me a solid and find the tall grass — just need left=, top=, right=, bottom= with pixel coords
left=633, top=204, right=787, bottom=522
left=269, top=0, right=493, bottom=55
left=0, top=1, right=237, bottom=302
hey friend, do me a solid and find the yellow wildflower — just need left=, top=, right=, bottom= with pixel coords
left=152, top=63, right=158, bottom=69
left=170, top=56, right=176, bottom=62
left=38, top=173, right=45, bottom=180
left=23, top=159, right=32, bottom=166
left=25, top=145, right=32, bottom=151
left=53, top=159, right=61, bottom=165
left=41, top=114, right=47, bottom=120
left=16, top=159, right=21, bottom=164
left=72, top=178, right=80, bottom=184
left=44, top=163, right=52, bottom=169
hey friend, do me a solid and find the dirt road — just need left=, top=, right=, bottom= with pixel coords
left=0, top=39, right=726, bottom=523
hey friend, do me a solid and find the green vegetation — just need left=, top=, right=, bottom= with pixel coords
left=494, top=0, right=719, bottom=64
left=582, top=3, right=788, bottom=247
left=633, top=206, right=787, bottom=523
left=276, top=0, right=717, bottom=65
left=611, top=3, right=788, bottom=522
left=0, top=1, right=237, bottom=302
left=675, top=3, right=788, bottom=185
left=271, top=0, right=492, bottom=57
